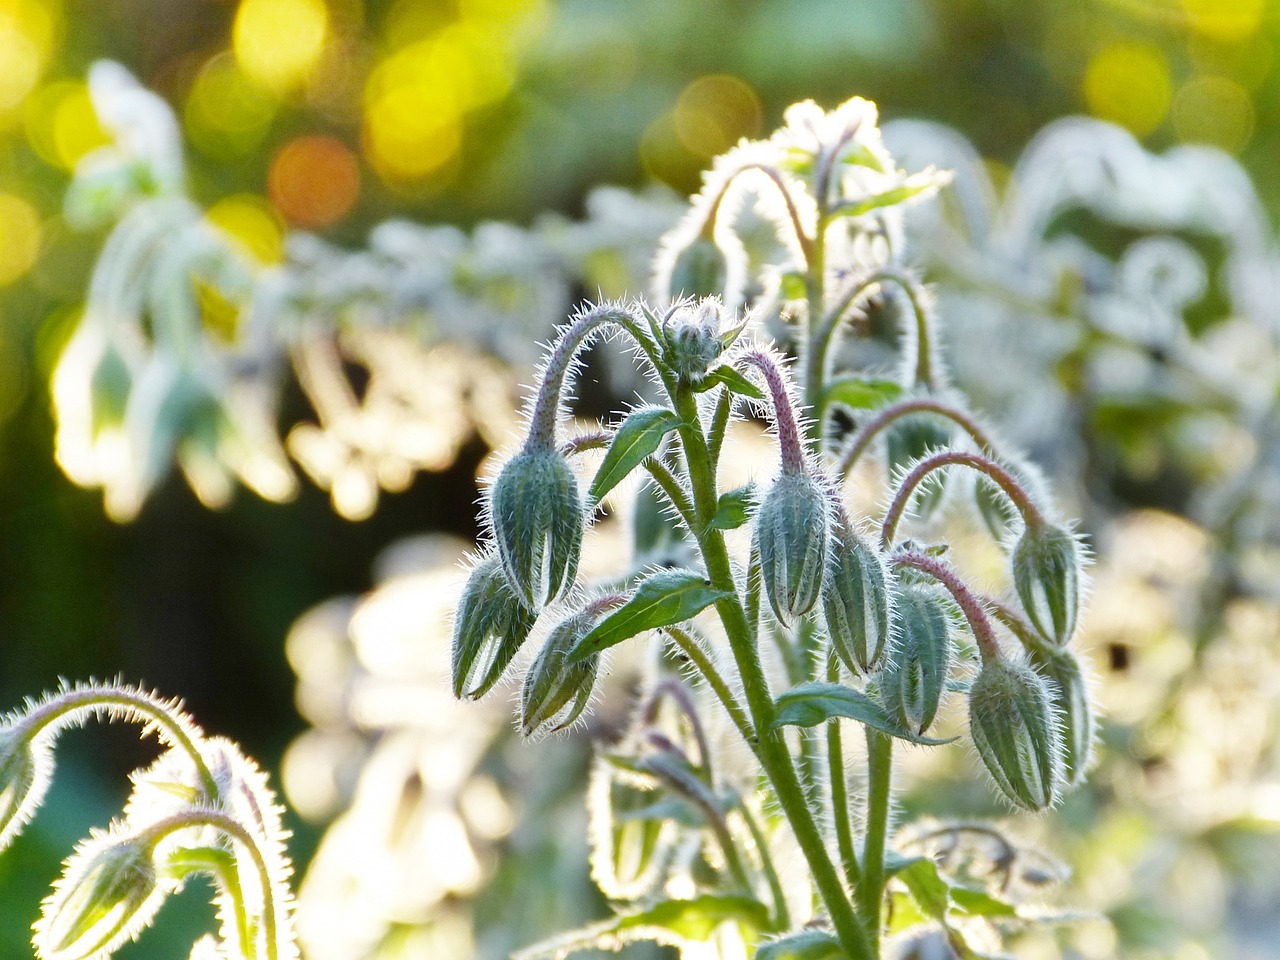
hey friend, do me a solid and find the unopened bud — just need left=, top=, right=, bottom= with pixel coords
left=878, top=585, right=952, bottom=734
left=489, top=444, right=584, bottom=608
left=665, top=238, right=728, bottom=302
left=663, top=299, right=724, bottom=383
left=452, top=553, right=538, bottom=700
left=34, top=832, right=163, bottom=960
left=1012, top=523, right=1080, bottom=647
left=0, top=731, right=45, bottom=851
left=822, top=524, right=892, bottom=673
left=520, top=609, right=602, bottom=738
left=755, top=472, right=829, bottom=626
left=968, top=658, right=1064, bottom=811
left=1025, top=641, right=1094, bottom=786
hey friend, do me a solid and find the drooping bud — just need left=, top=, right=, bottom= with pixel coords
left=1012, top=523, right=1080, bottom=647
left=34, top=831, right=164, bottom=960
left=822, top=522, right=893, bottom=673
left=755, top=472, right=829, bottom=626
left=451, top=553, right=538, bottom=700
left=877, top=585, right=952, bottom=735
left=886, top=414, right=951, bottom=518
left=587, top=755, right=677, bottom=900
left=489, top=443, right=584, bottom=608
left=520, top=609, right=602, bottom=739
left=1025, top=640, right=1094, bottom=787
left=664, top=238, right=729, bottom=302
left=968, top=658, right=1064, bottom=811
left=0, top=730, right=45, bottom=852
left=662, top=299, right=724, bottom=383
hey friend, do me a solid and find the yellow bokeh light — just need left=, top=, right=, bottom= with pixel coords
left=23, top=81, right=106, bottom=169
left=1182, top=0, right=1263, bottom=43
left=363, top=42, right=468, bottom=183
left=0, top=192, right=40, bottom=286
left=184, top=52, right=277, bottom=159
left=673, top=74, right=763, bottom=159
left=233, top=0, right=329, bottom=93
left=206, top=194, right=284, bottom=265
left=0, top=0, right=58, bottom=117
left=1083, top=41, right=1172, bottom=137
left=1173, top=75, right=1255, bottom=154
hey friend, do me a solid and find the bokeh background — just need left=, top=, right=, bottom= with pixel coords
left=1, top=0, right=1279, bottom=957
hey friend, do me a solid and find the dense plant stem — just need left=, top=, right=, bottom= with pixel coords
left=672, top=385, right=873, bottom=960
left=858, top=730, right=893, bottom=956
left=827, top=652, right=861, bottom=891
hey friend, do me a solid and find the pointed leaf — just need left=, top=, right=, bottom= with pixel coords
left=894, top=855, right=951, bottom=922
left=694, top=364, right=765, bottom=400
left=710, top=484, right=755, bottom=531
left=950, top=886, right=1018, bottom=919
left=757, top=929, right=848, bottom=960
left=589, top=407, right=682, bottom=503
left=568, top=570, right=731, bottom=662
left=771, top=682, right=957, bottom=746
left=823, top=376, right=904, bottom=411
left=827, top=169, right=951, bottom=220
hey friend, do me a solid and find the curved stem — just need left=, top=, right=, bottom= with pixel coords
left=643, top=457, right=698, bottom=534
left=816, top=268, right=936, bottom=392
left=713, top=163, right=814, bottom=269
left=836, top=397, right=998, bottom=476
left=738, top=799, right=791, bottom=931
left=741, top=349, right=807, bottom=475
left=893, top=551, right=1002, bottom=665
left=13, top=686, right=219, bottom=801
left=663, top=625, right=756, bottom=752
left=881, top=450, right=1046, bottom=548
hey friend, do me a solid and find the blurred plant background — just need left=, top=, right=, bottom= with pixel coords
left=1, top=0, right=1279, bottom=958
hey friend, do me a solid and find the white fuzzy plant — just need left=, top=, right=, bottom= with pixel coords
left=451, top=98, right=1097, bottom=960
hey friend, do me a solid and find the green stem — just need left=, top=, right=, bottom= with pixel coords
left=642, top=457, right=697, bottom=534
left=672, top=385, right=872, bottom=960
left=739, top=800, right=792, bottom=931
left=827, top=652, right=861, bottom=892
left=858, top=730, right=894, bottom=955
left=817, top=268, right=936, bottom=391
left=893, top=551, right=1001, bottom=665
left=663, top=625, right=756, bottom=750
left=836, top=397, right=998, bottom=476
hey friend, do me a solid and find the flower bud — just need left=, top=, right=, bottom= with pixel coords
left=662, top=299, right=724, bottom=383
left=886, top=415, right=951, bottom=518
left=489, top=444, right=584, bottom=608
left=1012, top=523, right=1080, bottom=647
left=755, top=472, right=829, bottom=626
left=452, top=553, right=538, bottom=700
left=1025, top=641, right=1094, bottom=786
left=968, top=658, right=1064, bottom=811
left=822, top=524, right=892, bottom=673
left=520, top=610, right=601, bottom=738
left=34, top=831, right=164, bottom=960
left=664, top=238, right=728, bottom=302
left=0, top=731, right=44, bottom=852
left=877, top=585, right=951, bottom=734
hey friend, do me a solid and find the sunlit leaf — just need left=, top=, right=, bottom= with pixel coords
left=568, top=570, right=731, bottom=662
left=771, top=682, right=957, bottom=745
left=710, top=484, right=755, bottom=531
left=588, top=407, right=682, bottom=504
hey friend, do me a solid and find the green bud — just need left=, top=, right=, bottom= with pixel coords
left=490, top=444, right=584, bottom=608
left=34, top=832, right=163, bottom=960
left=89, top=339, right=133, bottom=438
left=822, top=524, right=892, bottom=673
left=755, top=472, right=829, bottom=626
left=520, top=609, right=601, bottom=738
left=886, top=415, right=951, bottom=518
left=0, top=730, right=45, bottom=851
left=1025, top=641, right=1094, bottom=786
left=1012, top=523, right=1080, bottom=647
left=973, top=475, right=1016, bottom=544
left=452, top=553, right=538, bottom=700
left=877, top=585, right=952, bottom=734
left=665, top=238, right=728, bottom=302
left=662, top=300, right=724, bottom=383
left=968, top=658, right=1064, bottom=811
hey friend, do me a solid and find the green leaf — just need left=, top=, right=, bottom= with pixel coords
left=827, top=169, right=950, bottom=221
left=511, top=895, right=769, bottom=960
left=694, top=364, right=765, bottom=400
left=823, top=376, right=904, bottom=411
left=710, top=484, right=755, bottom=531
left=568, top=570, right=731, bottom=662
left=950, top=885, right=1018, bottom=919
left=895, top=855, right=951, bottom=922
left=588, top=407, right=682, bottom=503
left=757, top=929, right=848, bottom=960
left=771, top=682, right=957, bottom=746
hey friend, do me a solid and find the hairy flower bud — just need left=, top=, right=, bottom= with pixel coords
left=0, top=730, right=45, bottom=852
left=755, top=472, right=829, bottom=626
left=520, top=610, right=602, bottom=739
left=489, top=444, right=584, bottom=608
left=1025, top=641, right=1094, bottom=786
left=662, top=299, right=724, bottom=383
left=968, top=658, right=1064, bottom=811
left=1012, top=523, right=1080, bottom=647
left=452, top=553, right=538, bottom=700
left=34, top=831, right=164, bottom=960
left=878, top=585, right=952, bottom=734
left=822, top=524, right=892, bottom=673
left=664, top=238, right=729, bottom=302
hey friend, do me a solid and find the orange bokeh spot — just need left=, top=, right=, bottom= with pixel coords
left=268, top=135, right=360, bottom=229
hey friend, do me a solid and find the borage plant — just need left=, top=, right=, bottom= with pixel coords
left=454, top=98, right=1096, bottom=960
left=0, top=681, right=296, bottom=960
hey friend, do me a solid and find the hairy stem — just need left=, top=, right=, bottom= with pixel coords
left=836, top=397, right=998, bottom=476
left=827, top=651, right=862, bottom=891
left=894, top=550, right=1002, bottom=665
left=859, top=730, right=893, bottom=956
